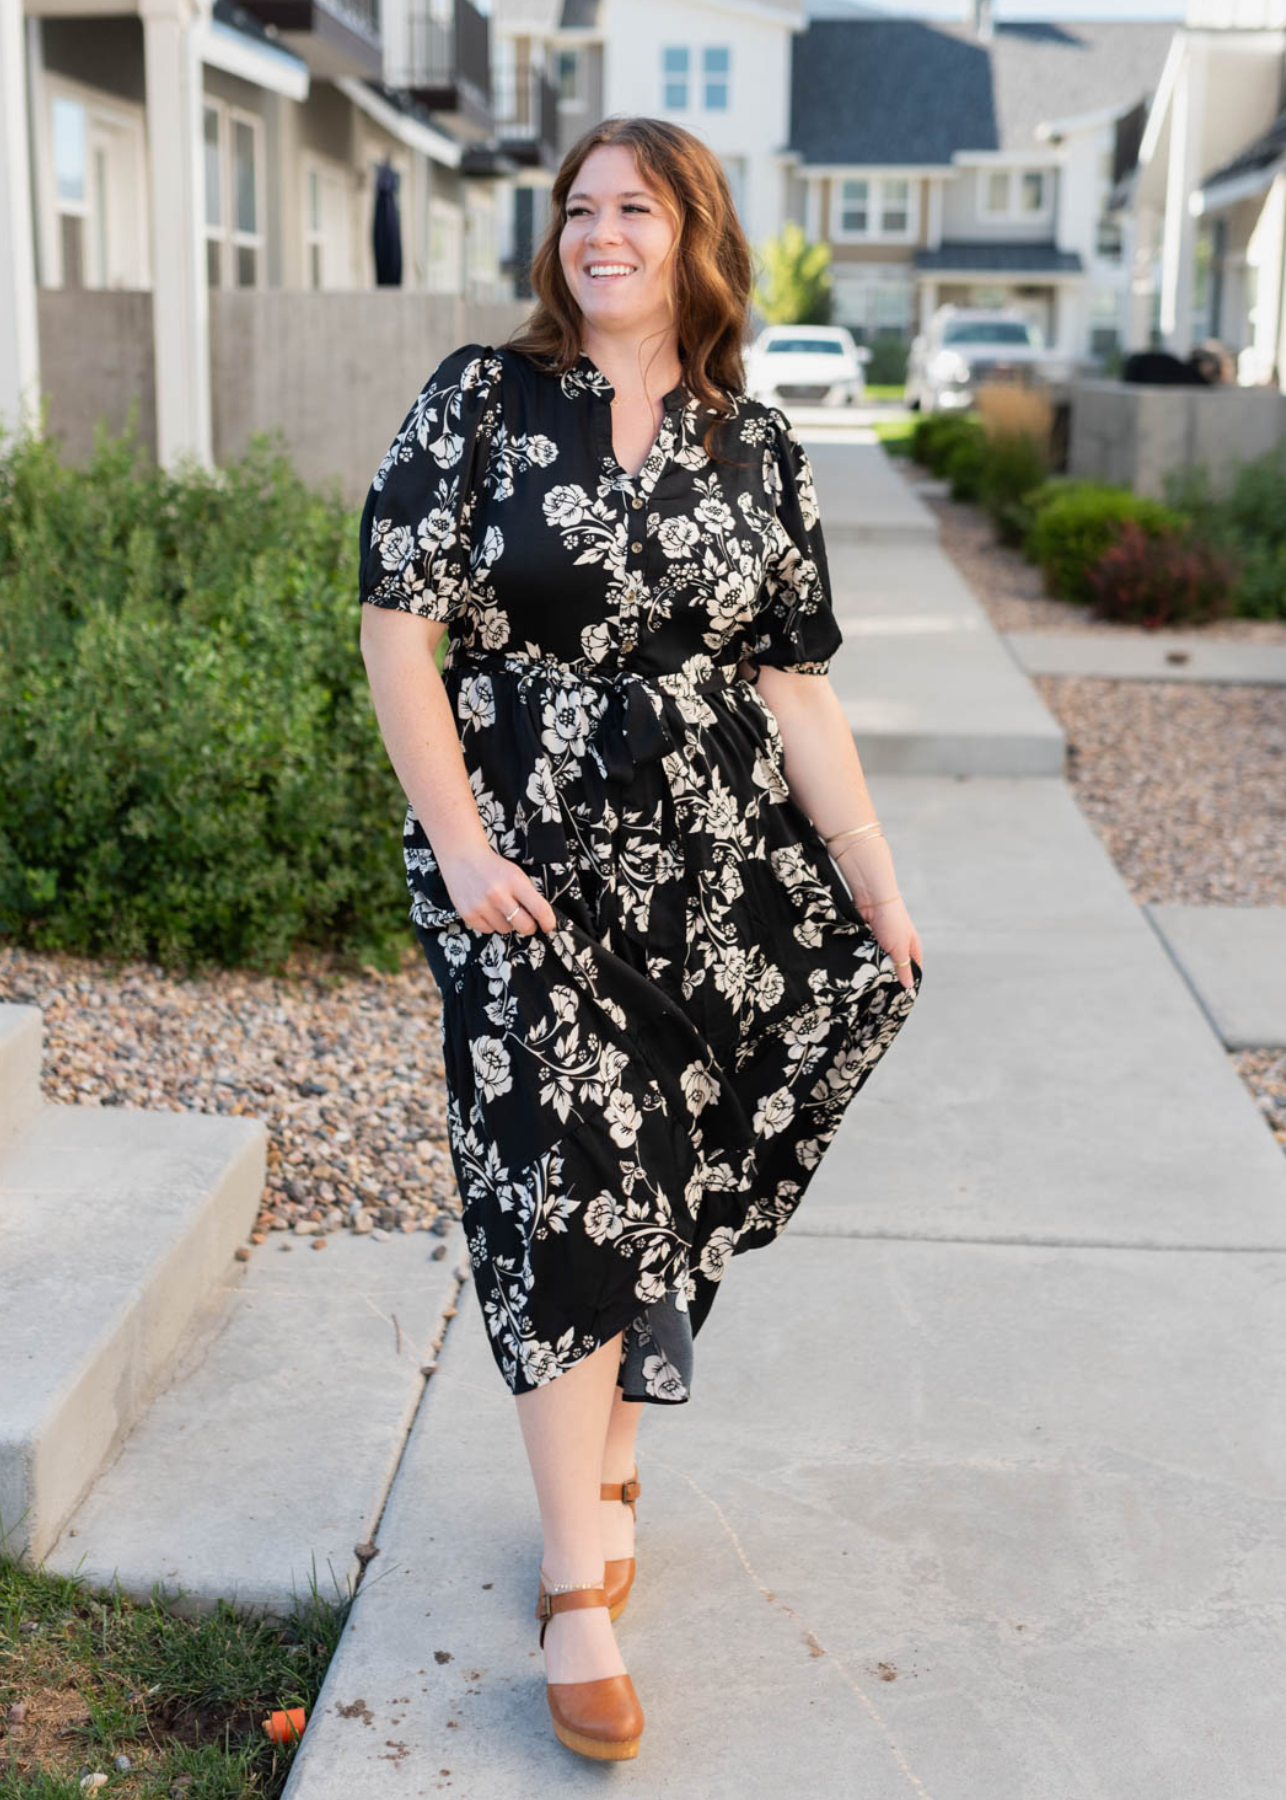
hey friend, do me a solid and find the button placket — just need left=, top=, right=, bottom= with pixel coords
left=616, top=410, right=678, bottom=658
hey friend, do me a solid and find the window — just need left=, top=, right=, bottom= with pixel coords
left=662, top=46, right=688, bottom=109
left=840, top=179, right=868, bottom=233
left=556, top=47, right=584, bottom=107
left=427, top=196, right=462, bottom=294
left=836, top=175, right=916, bottom=242
left=302, top=155, right=351, bottom=290
left=52, top=96, right=88, bottom=288
left=203, top=99, right=264, bottom=288
left=979, top=167, right=1051, bottom=221
left=47, top=83, right=146, bottom=289
left=703, top=45, right=729, bottom=109
left=1094, top=148, right=1122, bottom=259
left=880, top=177, right=909, bottom=233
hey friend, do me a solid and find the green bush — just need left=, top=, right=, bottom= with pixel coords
left=1162, top=448, right=1286, bottom=620
left=1026, top=484, right=1187, bottom=606
left=978, top=430, right=1051, bottom=547
left=0, top=417, right=411, bottom=974
left=944, top=427, right=988, bottom=502
left=911, top=412, right=981, bottom=476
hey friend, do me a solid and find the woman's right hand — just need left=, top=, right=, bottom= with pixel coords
left=437, top=844, right=558, bottom=936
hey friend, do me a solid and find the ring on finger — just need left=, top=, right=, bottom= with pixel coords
left=504, top=903, right=526, bottom=923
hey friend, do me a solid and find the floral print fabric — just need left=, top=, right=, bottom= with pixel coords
left=359, top=341, right=921, bottom=1404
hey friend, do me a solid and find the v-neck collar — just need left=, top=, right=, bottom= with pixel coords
left=557, top=350, right=689, bottom=494
left=566, top=350, right=691, bottom=414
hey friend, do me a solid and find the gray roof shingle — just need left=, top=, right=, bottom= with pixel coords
left=913, top=239, right=1083, bottom=272
left=789, top=17, right=1176, bottom=166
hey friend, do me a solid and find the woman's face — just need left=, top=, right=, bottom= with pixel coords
left=558, top=144, right=678, bottom=343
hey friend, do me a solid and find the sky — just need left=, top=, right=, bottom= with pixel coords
left=814, top=1, right=1184, bottom=18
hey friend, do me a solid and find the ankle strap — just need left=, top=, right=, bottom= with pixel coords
left=600, top=1472, right=641, bottom=1507
left=536, top=1583, right=608, bottom=1647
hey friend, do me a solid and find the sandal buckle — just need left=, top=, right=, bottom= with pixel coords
left=619, top=1476, right=641, bottom=1505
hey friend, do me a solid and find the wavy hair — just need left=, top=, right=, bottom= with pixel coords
left=501, top=116, right=756, bottom=468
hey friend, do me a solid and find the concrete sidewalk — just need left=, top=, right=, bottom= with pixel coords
left=280, top=441, right=1286, bottom=1797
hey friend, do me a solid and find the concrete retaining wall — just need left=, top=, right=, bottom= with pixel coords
left=208, top=291, right=532, bottom=503
left=36, top=289, right=157, bottom=463
left=1067, top=376, right=1286, bottom=500
left=32, top=289, right=532, bottom=503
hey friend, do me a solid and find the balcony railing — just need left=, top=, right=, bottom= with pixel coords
left=492, top=66, right=559, bottom=166
left=236, top=0, right=381, bottom=79
left=400, top=0, right=491, bottom=126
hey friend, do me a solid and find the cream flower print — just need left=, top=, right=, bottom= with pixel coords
left=359, top=340, right=920, bottom=1404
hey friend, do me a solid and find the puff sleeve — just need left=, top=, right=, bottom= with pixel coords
left=744, top=407, right=844, bottom=679
left=358, top=341, right=501, bottom=623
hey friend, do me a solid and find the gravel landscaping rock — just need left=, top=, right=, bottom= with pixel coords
left=0, top=942, right=459, bottom=1240
left=900, top=459, right=1286, bottom=1159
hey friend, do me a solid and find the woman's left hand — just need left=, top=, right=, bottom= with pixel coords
left=856, top=894, right=921, bottom=991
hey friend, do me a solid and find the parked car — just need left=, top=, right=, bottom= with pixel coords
left=905, top=306, right=1061, bottom=412
left=744, top=325, right=870, bottom=407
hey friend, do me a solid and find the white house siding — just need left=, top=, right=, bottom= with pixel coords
left=599, top=0, right=797, bottom=260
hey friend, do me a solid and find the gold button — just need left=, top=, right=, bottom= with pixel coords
left=622, top=636, right=637, bottom=651
left=631, top=497, right=643, bottom=510
left=631, top=540, right=643, bottom=553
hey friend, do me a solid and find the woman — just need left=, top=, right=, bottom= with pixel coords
left=358, top=116, right=923, bottom=1762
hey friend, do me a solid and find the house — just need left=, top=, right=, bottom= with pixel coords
left=785, top=1, right=1177, bottom=368
left=488, top=0, right=807, bottom=300
left=0, top=0, right=521, bottom=470
left=1111, top=0, right=1286, bottom=385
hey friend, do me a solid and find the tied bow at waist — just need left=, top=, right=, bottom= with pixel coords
left=444, top=648, right=739, bottom=785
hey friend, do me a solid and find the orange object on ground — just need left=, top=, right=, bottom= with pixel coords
left=262, top=1707, right=307, bottom=1744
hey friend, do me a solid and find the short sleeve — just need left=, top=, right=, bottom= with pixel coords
left=744, top=407, right=843, bottom=678
left=358, top=341, right=501, bottom=623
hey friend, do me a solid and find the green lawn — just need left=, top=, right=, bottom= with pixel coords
left=0, top=1552, right=348, bottom=1795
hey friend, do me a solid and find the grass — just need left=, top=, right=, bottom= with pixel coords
left=0, top=1552, right=350, bottom=1796
left=863, top=384, right=906, bottom=401
left=870, top=417, right=918, bottom=453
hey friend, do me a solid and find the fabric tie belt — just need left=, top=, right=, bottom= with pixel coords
left=443, top=647, right=741, bottom=786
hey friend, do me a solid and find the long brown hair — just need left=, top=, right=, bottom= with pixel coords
left=501, top=116, right=755, bottom=467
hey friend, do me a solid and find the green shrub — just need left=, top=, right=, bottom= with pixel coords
left=911, top=411, right=978, bottom=473
left=0, top=417, right=411, bottom=974
left=1085, top=517, right=1239, bottom=627
left=978, top=429, right=1051, bottom=547
left=1162, top=449, right=1286, bottom=620
left=1026, top=484, right=1187, bottom=606
left=944, top=427, right=988, bottom=501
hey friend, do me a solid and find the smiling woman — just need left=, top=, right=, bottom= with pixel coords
left=356, top=114, right=924, bottom=1763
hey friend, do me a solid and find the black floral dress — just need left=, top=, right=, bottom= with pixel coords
left=358, top=341, right=922, bottom=1405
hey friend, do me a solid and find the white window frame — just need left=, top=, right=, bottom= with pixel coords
left=203, top=96, right=266, bottom=289
left=427, top=194, right=462, bottom=295
left=977, top=166, right=1052, bottom=222
left=833, top=173, right=919, bottom=244
left=702, top=44, right=730, bottom=110
left=302, top=151, right=352, bottom=291
left=661, top=45, right=689, bottom=111
left=45, top=76, right=148, bottom=290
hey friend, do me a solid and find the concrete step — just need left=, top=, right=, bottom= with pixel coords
left=42, top=1223, right=469, bottom=1620
left=1004, top=631, right=1286, bottom=685
left=0, top=1101, right=266, bottom=1564
left=828, top=538, right=1067, bottom=776
left=0, top=1004, right=43, bottom=1149
left=806, top=775, right=1286, bottom=1250
left=1145, top=904, right=1286, bottom=1050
